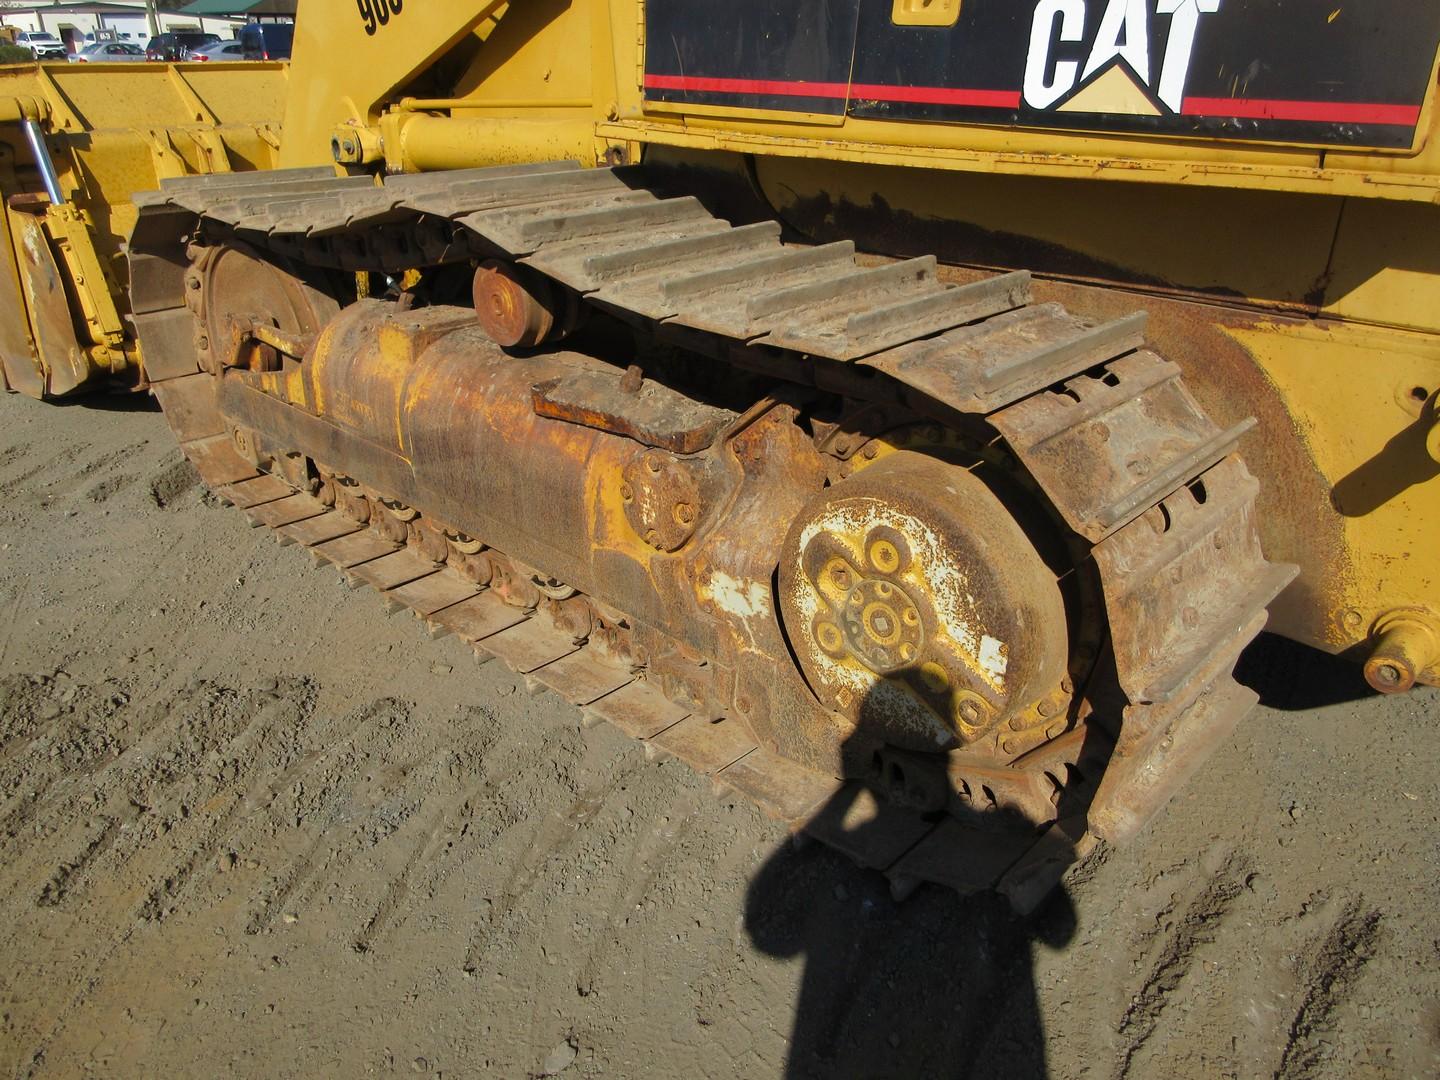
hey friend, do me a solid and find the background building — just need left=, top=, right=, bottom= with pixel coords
left=0, top=1, right=293, bottom=46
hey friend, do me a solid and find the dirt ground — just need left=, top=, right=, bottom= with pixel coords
left=0, top=389, right=1436, bottom=1080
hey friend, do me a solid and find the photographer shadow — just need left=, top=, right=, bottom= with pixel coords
left=744, top=681, right=1084, bottom=1079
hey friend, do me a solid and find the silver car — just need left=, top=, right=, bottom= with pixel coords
left=187, top=40, right=247, bottom=62
left=68, top=41, right=147, bottom=63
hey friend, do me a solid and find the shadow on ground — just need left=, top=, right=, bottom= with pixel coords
left=1234, top=632, right=1375, bottom=711
left=52, top=388, right=160, bottom=413
left=743, top=662, right=1080, bottom=1080
left=741, top=628, right=1373, bottom=1077
left=746, top=839, right=1072, bottom=1079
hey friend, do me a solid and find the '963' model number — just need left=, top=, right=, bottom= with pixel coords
left=357, top=0, right=402, bottom=35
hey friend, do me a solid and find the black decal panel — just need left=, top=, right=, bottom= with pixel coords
left=644, top=0, right=862, bottom=115
left=644, top=0, right=1440, bottom=149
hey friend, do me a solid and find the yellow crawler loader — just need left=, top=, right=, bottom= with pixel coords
left=21, top=1, right=1440, bottom=904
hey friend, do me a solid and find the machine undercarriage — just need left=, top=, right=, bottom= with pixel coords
left=127, top=163, right=1294, bottom=906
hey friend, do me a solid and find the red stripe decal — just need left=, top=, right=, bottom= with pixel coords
left=643, top=73, right=1018, bottom=108
left=849, top=83, right=1022, bottom=108
left=643, top=75, right=1417, bottom=127
left=643, top=74, right=851, bottom=98
left=1181, top=96, right=1420, bottom=126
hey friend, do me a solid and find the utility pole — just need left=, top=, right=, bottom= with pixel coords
left=145, top=0, right=160, bottom=37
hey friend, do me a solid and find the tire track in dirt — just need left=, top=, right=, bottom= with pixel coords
left=346, top=705, right=516, bottom=952
left=137, top=691, right=310, bottom=922
left=1274, top=900, right=1383, bottom=1080
left=246, top=700, right=493, bottom=931
left=8, top=679, right=316, bottom=1077
left=458, top=729, right=629, bottom=975
left=1115, top=849, right=1251, bottom=1078
left=240, top=696, right=418, bottom=935
left=569, top=785, right=707, bottom=1004
left=0, top=678, right=309, bottom=915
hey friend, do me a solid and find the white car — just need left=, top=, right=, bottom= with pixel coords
left=68, top=41, right=147, bottom=63
left=15, top=30, right=66, bottom=60
left=188, top=40, right=246, bottom=61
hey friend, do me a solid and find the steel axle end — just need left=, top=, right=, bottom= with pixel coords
left=1363, top=612, right=1440, bottom=694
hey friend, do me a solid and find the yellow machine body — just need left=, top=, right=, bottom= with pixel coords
left=0, top=60, right=287, bottom=396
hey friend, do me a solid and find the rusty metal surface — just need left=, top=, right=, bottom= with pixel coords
left=312, top=531, right=400, bottom=569
left=479, top=619, right=581, bottom=673
left=650, top=715, right=757, bottom=775
left=425, top=592, right=528, bottom=643
left=526, top=649, right=633, bottom=706
left=216, top=473, right=295, bottom=509
left=123, top=165, right=1299, bottom=909
left=0, top=198, right=43, bottom=397
left=585, top=680, right=690, bottom=740
left=387, top=573, right=482, bottom=617
left=10, top=206, right=86, bottom=396
left=991, top=350, right=1256, bottom=542
left=471, top=259, right=572, bottom=348
left=1088, top=675, right=1258, bottom=845
left=1093, top=455, right=1296, bottom=705
left=246, top=492, right=328, bottom=529
left=715, top=750, right=842, bottom=823
left=346, top=549, right=439, bottom=592
left=778, top=450, right=1069, bottom=753
left=276, top=512, right=364, bottom=547
left=861, top=300, right=1141, bottom=414
left=802, top=786, right=935, bottom=872
left=532, top=368, right=733, bottom=454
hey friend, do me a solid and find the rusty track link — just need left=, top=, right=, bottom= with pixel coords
left=128, top=163, right=1296, bottom=908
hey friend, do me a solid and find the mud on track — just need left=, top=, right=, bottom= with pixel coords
left=0, top=391, right=1436, bottom=1079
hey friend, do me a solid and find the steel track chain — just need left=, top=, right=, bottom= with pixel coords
left=128, top=163, right=1296, bottom=909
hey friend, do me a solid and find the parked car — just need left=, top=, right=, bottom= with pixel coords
left=145, top=32, right=219, bottom=62
left=69, top=41, right=147, bottom=63
left=188, top=40, right=246, bottom=62
left=239, top=22, right=293, bottom=61
left=15, top=31, right=67, bottom=60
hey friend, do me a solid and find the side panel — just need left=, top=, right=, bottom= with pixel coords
left=644, top=0, right=1440, bottom=150
left=643, top=0, right=860, bottom=116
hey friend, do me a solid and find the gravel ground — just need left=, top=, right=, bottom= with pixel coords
left=0, top=390, right=1436, bottom=1080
